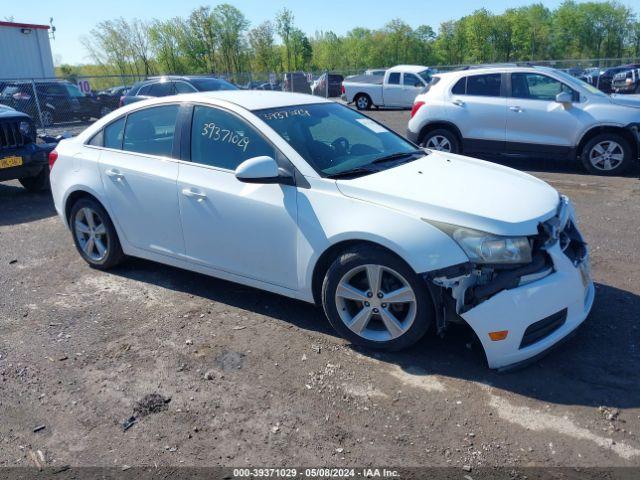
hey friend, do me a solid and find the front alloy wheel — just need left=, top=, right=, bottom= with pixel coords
left=581, top=133, right=632, bottom=175
left=322, top=246, right=433, bottom=351
left=335, top=264, right=417, bottom=342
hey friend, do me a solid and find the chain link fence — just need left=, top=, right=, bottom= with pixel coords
left=1, top=58, right=638, bottom=138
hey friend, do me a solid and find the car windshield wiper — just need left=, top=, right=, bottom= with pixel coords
left=325, top=167, right=379, bottom=179
left=370, top=149, right=424, bottom=165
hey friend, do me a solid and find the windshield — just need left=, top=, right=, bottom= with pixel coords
left=190, top=78, right=238, bottom=91
left=255, top=103, right=421, bottom=177
left=418, top=70, right=432, bottom=83
left=551, top=69, right=607, bottom=97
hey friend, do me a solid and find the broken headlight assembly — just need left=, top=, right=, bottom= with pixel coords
left=426, top=220, right=532, bottom=265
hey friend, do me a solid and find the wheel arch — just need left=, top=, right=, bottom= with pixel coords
left=310, top=239, right=425, bottom=307
left=354, top=92, right=373, bottom=106
left=64, top=188, right=111, bottom=227
left=417, top=121, right=463, bottom=149
left=576, top=125, right=638, bottom=161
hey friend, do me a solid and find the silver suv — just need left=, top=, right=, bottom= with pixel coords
left=407, top=66, right=640, bottom=175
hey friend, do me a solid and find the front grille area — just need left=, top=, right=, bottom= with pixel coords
left=537, top=198, right=587, bottom=266
left=520, top=308, right=567, bottom=349
left=0, top=121, right=26, bottom=149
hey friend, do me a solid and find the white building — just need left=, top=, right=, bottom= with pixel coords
left=0, top=21, right=55, bottom=79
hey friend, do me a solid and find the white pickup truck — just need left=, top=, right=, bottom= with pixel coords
left=342, top=65, right=432, bottom=110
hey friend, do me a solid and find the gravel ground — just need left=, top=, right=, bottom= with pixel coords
left=1, top=109, right=639, bottom=471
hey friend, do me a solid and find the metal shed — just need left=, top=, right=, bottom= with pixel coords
left=0, top=21, right=54, bottom=79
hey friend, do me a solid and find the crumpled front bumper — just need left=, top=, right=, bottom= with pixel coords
left=462, top=241, right=594, bottom=370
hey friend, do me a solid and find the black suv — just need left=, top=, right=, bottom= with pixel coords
left=121, top=76, right=237, bottom=106
left=0, top=80, right=102, bottom=127
left=0, top=105, right=55, bottom=192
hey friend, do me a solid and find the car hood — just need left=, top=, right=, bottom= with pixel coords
left=0, top=105, right=29, bottom=120
left=609, top=95, right=640, bottom=109
left=335, top=153, right=559, bottom=236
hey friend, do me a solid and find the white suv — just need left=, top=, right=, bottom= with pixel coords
left=407, top=66, right=640, bottom=175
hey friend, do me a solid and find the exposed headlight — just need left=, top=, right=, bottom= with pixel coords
left=426, top=220, right=532, bottom=264
left=19, top=121, right=31, bottom=137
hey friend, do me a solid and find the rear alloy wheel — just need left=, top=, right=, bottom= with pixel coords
left=70, top=198, right=124, bottom=269
left=355, top=94, right=372, bottom=110
left=581, top=133, right=632, bottom=175
left=421, top=128, right=459, bottom=153
left=322, top=246, right=433, bottom=351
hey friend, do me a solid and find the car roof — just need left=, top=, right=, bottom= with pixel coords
left=434, top=65, right=558, bottom=79
left=194, top=90, right=331, bottom=110
left=387, top=65, right=429, bottom=74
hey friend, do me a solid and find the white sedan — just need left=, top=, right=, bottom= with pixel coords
left=49, top=91, right=594, bottom=370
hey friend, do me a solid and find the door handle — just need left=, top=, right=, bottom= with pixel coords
left=182, top=188, right=207, bottom=201
left=452, top=99, right=465, bottom=106
left=509, top=106, right=523, bottom=112
left=105, top=168, right=124, bottom=180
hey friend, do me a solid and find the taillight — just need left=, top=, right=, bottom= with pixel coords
left=48, top=149, right=58, bottom=170
left=119, top=96, right=125, bottom=107
left=410, top=101, right=425, bottom=119
left=341, top=84, right=345, bottom=95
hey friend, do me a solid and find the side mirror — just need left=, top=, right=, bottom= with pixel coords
left=235, top=156, right=294, bottom=186
left=555, top=91, right=573, bottom=105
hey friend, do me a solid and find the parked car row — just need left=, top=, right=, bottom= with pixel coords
left=567, top=63, right=640, bottom=94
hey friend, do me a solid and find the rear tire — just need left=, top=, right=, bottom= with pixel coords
left=421, top=128, right=460, bottom=154
left=354, top=94, right=372, bottom=110
left=580, top=133, right=633, bottom=176
left=69, top=197, right=125, bottom=270
left=40, top=109, right=54, bottom=128
left=322, top=245, right=433, bottom=351
left=19, top=168, right=49, bottom=192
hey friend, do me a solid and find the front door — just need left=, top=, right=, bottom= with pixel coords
left=98, top=104, right=184, bottom=257
left=178, top=104, right=299, bottom=289
left=506, top=72, right=581, bottom=158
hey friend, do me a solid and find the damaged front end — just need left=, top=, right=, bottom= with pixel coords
left=425, top=196, right=588, bottom=335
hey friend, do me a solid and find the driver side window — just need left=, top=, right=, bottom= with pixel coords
left=190, top=106, right=275, bottom=170
left=511, top=73, right=575, bottom=101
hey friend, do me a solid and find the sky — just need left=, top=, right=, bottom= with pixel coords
left=4, top=0, right=637, bottom=65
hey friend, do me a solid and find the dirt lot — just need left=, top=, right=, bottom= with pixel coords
left=1, top=109, right=639, bottom=471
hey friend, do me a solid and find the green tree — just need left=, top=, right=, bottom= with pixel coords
left=275, top=8, right=295, bottom=71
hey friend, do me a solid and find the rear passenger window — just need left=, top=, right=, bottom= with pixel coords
left=191, top=105, right=275, bottom=170
left=451, top=77, right=466, bottom=94
left=148, top=82, right=175, bottom=97
left=387, top=73, right=401, bottom=85
left=123, top=105, right=178, bottom=157
left=466, top=74, right=501, bottom=97
left=104, top=117, right=125, bottom=149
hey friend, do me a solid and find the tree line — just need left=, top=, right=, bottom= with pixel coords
left=71, top=1, right=640, bottom=83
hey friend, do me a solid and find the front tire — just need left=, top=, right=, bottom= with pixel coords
left=580, top=133, right=633, bottom=175
left=69, top=197, right=125, bottom=270
left=421, top=128, right=460, bottom=153
left=19, top=168, right=49, bottom=192
left=354, top=94, right=372, bottom=110
left=322, top=246, right=433, bottom=351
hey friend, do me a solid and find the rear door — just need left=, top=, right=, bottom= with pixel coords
left=382, top=72, right=403, bottom=106
left=177, top=104, right=299, bottom=289
left=447, top=73, right=506, bottom=154
left=98, top=105, right=185, bottom=257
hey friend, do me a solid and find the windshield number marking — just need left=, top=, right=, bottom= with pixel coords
left=261, top=108, right=311, bottom=121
